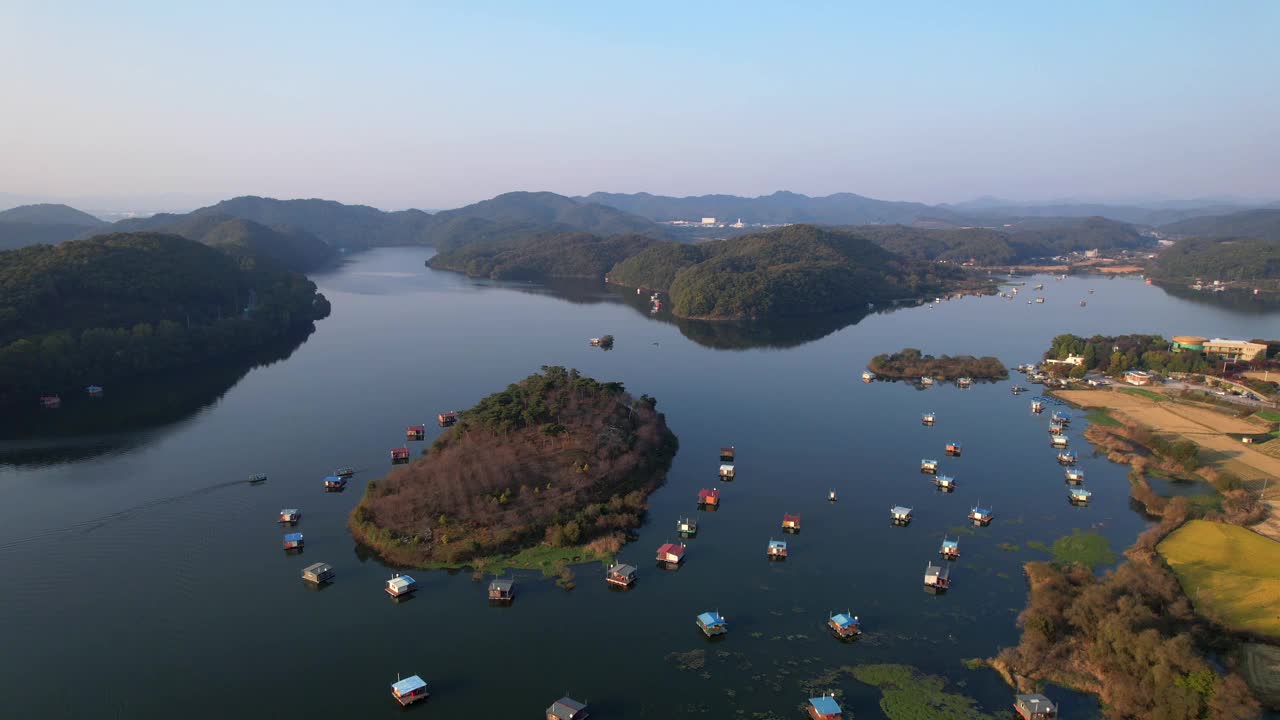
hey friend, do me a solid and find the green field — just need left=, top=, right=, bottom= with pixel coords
left=1255, top=410, right=1280, bottom=423
left=1158, top=520, right=1280, bottom=639
left=1085, top=408, right=1121, bottom=427
left=1120, top=386, right=1165, bottom=402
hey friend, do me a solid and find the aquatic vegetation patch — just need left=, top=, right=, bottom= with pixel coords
left=847, top=664, right=999, bottom=720
left=1045, top=530, right=1115, bottom=569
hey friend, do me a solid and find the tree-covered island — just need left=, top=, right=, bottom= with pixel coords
left=867, top=348, right=1008, bottom=380
left=349, top=366, right=678, bottom=571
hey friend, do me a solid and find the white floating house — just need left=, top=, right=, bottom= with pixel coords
left=279, top=508, right=300, bottom=524
left=1058, top=450, right=1078, bottom=465
left=1069, top=487, right=1092, bottom=505
left=719, top=463, right=736, bottom=479
left=1031, top=400, right=1044, bottom=413
left=924, top=561, right=951, bottom=593
left=1050, top=435, right=1069, bottom=448
left=386, top=574, right=417, bottom=597
left=920, top=458, right=939, bottom=474
left=1065, top=467, right=1085, bottom=483
left=890, top=505, right=913, bottom=524
left=935, top=474, right=956, bottom=491
left=922, top=411, right=937, bottom=425
left=677, top=516, right=698, bottom=536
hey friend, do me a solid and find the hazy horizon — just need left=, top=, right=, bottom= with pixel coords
left=3, top=2, right=1277, bottom=211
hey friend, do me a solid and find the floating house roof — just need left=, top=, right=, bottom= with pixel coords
left=407, top=424, right=425, bottom=431
left=783, top=513, right=801, bottom=524
left=609, top=563, right=636, bottom=576
left=809, top=696, right=842, bottom=715
left=392, top=675, right=428, bottom=695
left=941, top=538, right=959, bottom=550
left=281, top=508, right=299, bottom=515
left=972, top=505, right=992, bottom=515
left=698, top=488, right=720, bottom=500
left=658, top=542, right=686, bottom=558
left=324, top=475, right=342, bottom=483
left=490, top=578, right=514, bottom=592
left=830, top=612, right=858, bottom=628
left=921, top=458, right=937, bottom=464
left=697, top=611, right=726, bottom=627
left=388, top=575, right=416, bottom=591
left=1070, top=487, right=1091, bottom=498
left=768, top=539, right=787, bottom=551
left=891, top=505, right=912, bottom=515
left=284, top=532, right=303, bottom=542
left=548, top=697, right=588, bottom=720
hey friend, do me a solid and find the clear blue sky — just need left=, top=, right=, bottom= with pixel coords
left=2, top=0, right=1276, bottom=210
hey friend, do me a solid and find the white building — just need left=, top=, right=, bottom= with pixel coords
left=701, top=217, right=717, bottom=226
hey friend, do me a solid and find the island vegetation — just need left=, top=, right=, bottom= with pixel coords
left=607, top=224, right=993, bottom=320
left=349, top=366, right=677, bottom=570
left=867, top=347, right=1007, bottom=381
left=1044, top=333, right=1215, bottom=378
left=1151, top=237, right=1280, bottom=286
left=991, top=501, right=1261, bottom=719
left=425, top=232, right=656, bottom=281
left=0, top=232, right=330, bottom=403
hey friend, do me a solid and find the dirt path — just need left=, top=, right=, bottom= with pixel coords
left=1056, top=388, right=1280, bottom=540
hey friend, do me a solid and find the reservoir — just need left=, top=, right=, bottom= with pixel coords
left=0, top=248, right=1272, bottom=718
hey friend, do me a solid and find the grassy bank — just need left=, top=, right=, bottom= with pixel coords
left=1158, top=520, right=1280, bottom=640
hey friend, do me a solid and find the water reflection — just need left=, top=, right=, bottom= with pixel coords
left=498, top=278, right=883, bottom=350
left=1154, top=283, right=1280, bottom=314
left=0, top=326, right=314, bottom=466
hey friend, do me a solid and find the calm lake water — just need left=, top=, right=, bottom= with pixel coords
left=1, top=248, right=1274, bottom=719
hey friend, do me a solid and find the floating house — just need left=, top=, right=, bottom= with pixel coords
left=386, top=574, right=417, bottom=597
left=697, top=488, right=721, bottom=508
left=1048, top=423, right=1066, bottom=436
left=656, top=542, right=686, bottom=566
left=890, top=505, right=913, bottom=525
left=696, top=611, right=728, bottom=637
left=920, top=458, right=938, bottom=474
left=335, top=467, right=355, bottom=478
left=1069, top=487, right=1092, bottom=505
left=606, top=562, right=637, bottom=587
left=1035, top=297, right=1045, bottom=304
left=1065, top=467, right=1085, bottom=483
left=323, top=475, right=346, bottom=491
left=767, top=538, right=788, bottom=559
left=437, top=411, right=458, bottom=427
left=1057, top=450, right=1078, bottom=465
left=782, top=514, right=801, bottom=532
left=249, top=473, right=268, bottom=484
left=956, top=377, right=972, bottom=388
left=86, top=385, right=104, bottom=397
left=945, top=442, right=963, bottom=457
left=940, top=537, right=960, bottom=560
left=1031, top=400, right=1044, bottom=413
left=719, top=464, right=736, bottom=479
left=924, top=561, right=951, bottom=593
left=719, top=446, right=735, bottom=462
left=920, top=376, right=935, bottom=386
left=283, top=532, right=304, bottom=550
left=828, top=489, right=838, bottom=502
left=301, top=562, right=334, bottom=584
left=935, top=474, right=956, bottom=492
left=922, top=411, right=936, bottom=425
left=488, top=577, right=515, bottom=602
left=1011, top=385, right=1027, bottom=394
left=677, top=517, right=698, bottom=536
left=589, top=337, right=603, bottom=346
left=862, top=370, right=875, bottom=382
left=827, top=612, right=861, bottom=639
left=969, top=504, right=994, bottom=526
left=808, top=694, right=843, bottom=720
left=1014, top=693, right=1058, bottom=720
left=39, top=394, right=61, bottom=409
left=1050, top=435, right=1069, bottom=449
left=390, top=447, right=411, bottom=464
left=406, top=424, right=425, bottom=441
left=1051, top=411, right=1070, bottom=425
left=391, top=675, right=429, bottom=707
left=547, top=696, right=590, bottom=720
left=279, top=508, right=300, bottom=524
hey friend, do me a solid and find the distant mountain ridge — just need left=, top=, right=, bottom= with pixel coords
left=1159, top=209, right=1280, bottom=242
left=105, top=209, right=335, bottom=272
left=579, top=191, right=1277, bottom=228
left=0, top=204, right=105, bottom=226
left=421, top=191, right=670, bottom=250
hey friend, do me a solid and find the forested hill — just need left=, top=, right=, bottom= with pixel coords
left=0, top=204, right=104, bottom=226
left=850, top=218, right=1150, bottom=265
left=1159, top=209, right=1280, bottom=242
left=111, top=196, right=432, bottom=249
left=608, top=224, right=990, bottom=320
left=0, top=203, right=108, bottom=251
left=0, top=232, right=330, bottom=402
left=1150, top=237, right=1280, bottom=282
left=422, top=191, right=669, bottom=250
left=104, top=210, right=335, bottom=272
left=426, top=232, right=657, bottom=280
left=581, top=190, right=957, bottom=226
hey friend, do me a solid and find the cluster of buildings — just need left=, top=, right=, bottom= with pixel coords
left=1171, top=336, right=1268, bottom=363
left=662, top=217, right=749, bottom=228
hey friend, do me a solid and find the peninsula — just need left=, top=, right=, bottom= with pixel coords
left=349, top=366, right=678, bottom=569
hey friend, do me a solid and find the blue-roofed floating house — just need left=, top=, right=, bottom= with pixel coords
left=86, top=385, right=103, bottom=396
left=1065, top=467, right=1085, bottom=483
left=323, top=475, right=346, bottom=491
left=696, top=611, right=727, bottom=637
left=935, top=474, right=956, bottom=492
left=767, top=538, right=788, bottom=559
left=282, top=532, right=304, bottom=550
left=1057, top=450, right=1077, bottom=465
left=808, top=694, right=843, bottom=720
left=1068, top=486, right=1092, bottom=505
left=940, top=537, right=960, bottom=560
left=827, top=612, right=861, bottom=639
left=386, top=574, right=417, bottom=598
left=391, top=675, right=429, bottom=706
left=969, top=503, right=994, bottom=527
left=920, top=458, right=938, bottom=474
